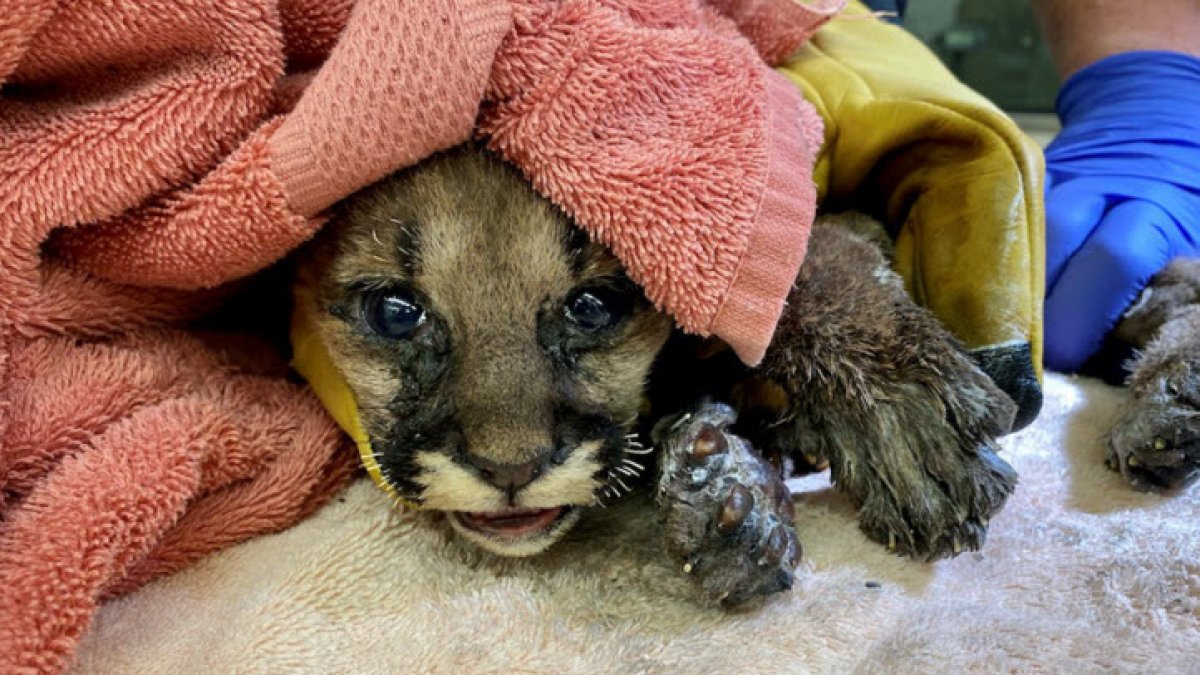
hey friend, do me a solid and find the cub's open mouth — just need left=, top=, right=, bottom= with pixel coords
left=453, top=506, right=570, bottom=539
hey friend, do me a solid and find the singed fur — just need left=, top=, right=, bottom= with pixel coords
left=1106, top=258, right=1200, bottom=490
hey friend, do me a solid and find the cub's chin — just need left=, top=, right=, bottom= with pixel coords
left=447, top=505, right=585, bottom=557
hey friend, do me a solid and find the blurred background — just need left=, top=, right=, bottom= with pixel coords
left=906, top=0, right=1057, bottom=112
left=903, top=0, right=1060, bottom=144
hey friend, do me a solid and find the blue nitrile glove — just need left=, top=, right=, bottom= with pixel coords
left=1043, top=51, right=1200, bottom=372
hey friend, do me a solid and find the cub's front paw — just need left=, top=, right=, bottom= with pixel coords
left=853, top=435, right=1017, bottom=561
left=653, top=403, right=800, bottom=608
left=753, top=214, right=1021, bottom=562
left=1108, top=300, right=1200, bottom=492
left=1108, top=397, right=1200, bottom=492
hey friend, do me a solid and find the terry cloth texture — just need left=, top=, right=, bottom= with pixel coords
left=1, top=1, right=839, bottom=671
left=0, top=1, right=508, bottom=672
left=73, top=374, right=1200, bottom=674
left=479, top=0, right=836, bottom=365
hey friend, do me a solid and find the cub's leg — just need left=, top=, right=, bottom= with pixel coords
left=651, top=402, right=800, bottom=608
left=1107, top=258, right=1200, bottom=491
left=747, top=213, right=1019, bottom=560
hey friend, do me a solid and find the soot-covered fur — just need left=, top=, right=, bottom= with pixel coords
left=1107, top=258, right=1200, bottom=491
left=295, top=147, right=672, bottom=557
left=295, top=146, right=1021, bottom=606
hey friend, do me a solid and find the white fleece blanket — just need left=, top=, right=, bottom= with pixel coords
left=73, top=374, right=1200, bottom=673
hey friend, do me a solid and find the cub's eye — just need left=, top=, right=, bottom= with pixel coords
left=363, top=289, right=427, bottom=340
left=564, top=286, right=629, bottom=332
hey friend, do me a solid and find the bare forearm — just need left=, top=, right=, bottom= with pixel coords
left=1031, top=0, right=1200, bottom=78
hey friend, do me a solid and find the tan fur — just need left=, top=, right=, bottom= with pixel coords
left=517, top=442, right=607, bottom=507
left=414, top=443, right=604, bottom=513
left=294, top=147, right=671, bottom=555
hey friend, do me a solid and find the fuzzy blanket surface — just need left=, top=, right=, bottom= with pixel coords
left=73, top=373, right=1200, bottom=674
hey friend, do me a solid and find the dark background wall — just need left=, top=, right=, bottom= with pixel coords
left=905, top=0, right=1059, bottom=112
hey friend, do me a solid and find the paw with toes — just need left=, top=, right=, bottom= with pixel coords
left=752, top=215, right=1020, bottom=562
left=1109, top=296, right=1200, bottom=492
left=852, top=438, right=1017, bottom=561
left=653, top=403, right=800, bottom=608
left=1107, top=399, right=1200, bottom=491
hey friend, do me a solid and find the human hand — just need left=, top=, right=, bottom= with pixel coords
left=1043, top=51, right=1200, bottom=372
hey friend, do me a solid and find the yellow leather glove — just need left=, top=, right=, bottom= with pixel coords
left=292, top=285, right=419, bottom=508
left=776, top=2, right=1046, bottom=429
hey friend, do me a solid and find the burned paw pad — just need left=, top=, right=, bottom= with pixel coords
left=656, top=406, right=801, bottom=608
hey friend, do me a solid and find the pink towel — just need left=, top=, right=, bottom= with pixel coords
left=0, top=1, right=834, bottom=671
left=483, top=0, right=834, bottom=364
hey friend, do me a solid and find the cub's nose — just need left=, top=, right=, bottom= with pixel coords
left=464, top=450, right=552, bottom=498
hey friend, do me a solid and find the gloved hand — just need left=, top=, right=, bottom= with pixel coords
left=1043, top=51, right=1200, bottom=372
left=775, top=2, right=1046, bottom=429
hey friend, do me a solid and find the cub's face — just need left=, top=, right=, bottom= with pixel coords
left=295, top=147, right=673, bottom=556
